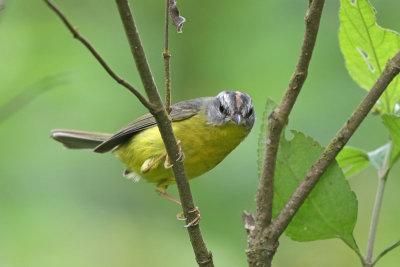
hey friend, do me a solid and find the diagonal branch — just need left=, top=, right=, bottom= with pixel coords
left=44, top=0, right=151, bottom=110
left=114, top=1, right=213, bottom=266
left=267, top=50, right=400, bottom=242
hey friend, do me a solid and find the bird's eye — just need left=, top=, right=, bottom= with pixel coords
left=248, top=108, right=254, bottom=117
left=219, top=104, right=227, bottom=115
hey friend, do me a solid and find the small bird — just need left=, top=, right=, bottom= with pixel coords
left=51, top=91, right=255, bottom=225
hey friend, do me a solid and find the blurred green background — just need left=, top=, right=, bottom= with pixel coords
left=1, top=0, right=400, bottom=266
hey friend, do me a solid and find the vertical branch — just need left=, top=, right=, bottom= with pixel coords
left=164, top=0, right=171, bottom=114
left=246, top=1, right=325, bottom=266
left=256, top=0, right=325, bottom=230
left=114, top=1, right=213, bottom=266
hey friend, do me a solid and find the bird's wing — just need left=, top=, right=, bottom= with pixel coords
left=93, top=98, right=208, bottom=153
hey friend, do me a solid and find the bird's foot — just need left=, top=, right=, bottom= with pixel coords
left=164, top=139, right=185, bottom=169
left=176, top=140, right=185, bottom=162
left=176, top=206, right=201, bottom=228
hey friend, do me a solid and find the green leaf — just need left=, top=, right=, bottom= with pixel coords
left=257, top=98, right=277, bottom=178
left=382, top=114, right=400, bottom=166
left=339, top=0, right=400, bottom=114
left=337, top=146, right=370, bottom=178
left=273, top=131, right=359, bottom=251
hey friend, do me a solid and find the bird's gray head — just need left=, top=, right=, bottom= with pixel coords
left=205, top=91, right=255, bottom=131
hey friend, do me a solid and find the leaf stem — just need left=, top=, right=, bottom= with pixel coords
left=365, top=141, right=392, bottom=265
left=341, top=235, right=366, bottom=266
left=365, top=177, right=387, bottom=265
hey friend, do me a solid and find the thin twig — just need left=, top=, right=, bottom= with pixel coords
left=246, top=1, right=325, bottom=266
left=268, top=50, right=400, bottom=242
left=114, top=1, right=213, bottom=266
left=372, top=239, right=400, bottom=266
left=164, top=0, right=171, bottom=114
left=43, top=0, right=151, bottom=110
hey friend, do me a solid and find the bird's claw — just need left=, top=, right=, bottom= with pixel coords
left=176, top=207, right=201, bottom=228
left=176, top=211, right=186, bottom=221
left=176, top=140, right=185, bottom=162
left=164, top=157, right=173, bottom=169
left=164, top=140, right=185, bottom=169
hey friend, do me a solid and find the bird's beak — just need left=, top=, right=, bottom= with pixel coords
left=233, top=114, right=242, bottom=124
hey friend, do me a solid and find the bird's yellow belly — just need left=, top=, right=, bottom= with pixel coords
left=114, top=113, right=249, bottom=185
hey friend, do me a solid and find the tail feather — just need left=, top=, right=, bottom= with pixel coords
left=51, top=129, right=112, bottom=150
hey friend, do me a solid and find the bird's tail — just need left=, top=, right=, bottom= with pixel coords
left=51, top=129, right=112, bottom=150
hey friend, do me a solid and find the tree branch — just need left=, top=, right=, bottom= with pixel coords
left=45, top=0, right=213, bottom=265
left=43, top=0, right=151, bottom=110
left=114, top=1, right=213, bottom=266
left=268, top=50, right=400, bottom=242
left=257, top=0, right=325, bottom=231
left=246, top=1, right=325, bottom=266
left=164, top=0, right=171, bottom=114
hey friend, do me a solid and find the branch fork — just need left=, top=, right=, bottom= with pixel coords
left=245, top=0, right=400, bottom=265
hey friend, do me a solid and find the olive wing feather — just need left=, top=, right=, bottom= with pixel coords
left=93, top=98, right=209, bottom=153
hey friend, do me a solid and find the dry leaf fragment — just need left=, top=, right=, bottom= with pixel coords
left=169, top=0, right=185, bottom=33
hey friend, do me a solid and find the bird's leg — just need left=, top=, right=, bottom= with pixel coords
left=156, top=190, right=182, bottom=205
left=156, top=181, right=182, bottom=205
left=155, top=181, right=200, bottom=227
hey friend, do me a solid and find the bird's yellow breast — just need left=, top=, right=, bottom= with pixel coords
left=114, top=111, right=250, bottom=185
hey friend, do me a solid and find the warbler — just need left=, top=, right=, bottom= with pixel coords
left=51, top=91, right=255, bottom=201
